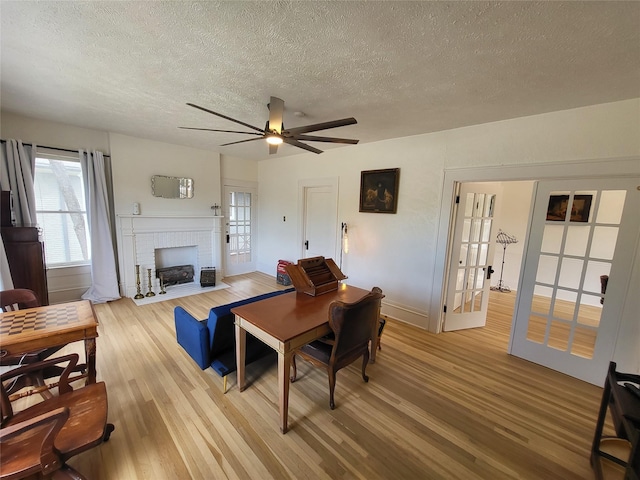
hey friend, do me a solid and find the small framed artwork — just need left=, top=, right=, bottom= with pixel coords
left=546, top=194, right=592, bottom=222
left=359, top=168, right=400, bottom=213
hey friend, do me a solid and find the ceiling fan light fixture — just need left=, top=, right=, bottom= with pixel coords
left=266, top=134, right=283, bottom=145
left=185, top=98, right=358, bottom=155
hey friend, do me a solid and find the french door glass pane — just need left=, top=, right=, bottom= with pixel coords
left=564, top=226, right=589, bottom=257
left=584, top=261, right=611, bottom=293
left=536, top=255, right=558, bottom=285
left=590, top=227, right=618, bottom=260
left=558, top=258, right=583, bottom=289
left=596, top=190, right=626, bottom=224
left=527, top=314, right=547, bottom=343
left=552, top=290, right=577, bottom=321
left=571, top=326, right=596, bottom=358
left=541, top=225, right=564, bottom=254
left=548, top=320, right=571, bottom=351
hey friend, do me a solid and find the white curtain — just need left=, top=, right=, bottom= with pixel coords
left=80, top=150, right=120, bottom=303
left=0, top=139, right=37, bottom=226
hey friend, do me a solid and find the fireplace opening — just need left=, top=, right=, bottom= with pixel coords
left=155, top=246, right=198, bottom=285
left=156, top=265, right=195, bottom=286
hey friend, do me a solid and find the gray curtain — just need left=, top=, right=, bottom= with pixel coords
left=1, top=139, right=38, bottom=290
left=80, top=149, right=120, bottom=303
left=0, top=139, right=37, bottom=226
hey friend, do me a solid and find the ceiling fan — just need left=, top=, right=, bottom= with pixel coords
left=180, top=97, right=359, bottom=154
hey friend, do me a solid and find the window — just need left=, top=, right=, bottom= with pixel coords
left=34, top=155, right=90, bottom=266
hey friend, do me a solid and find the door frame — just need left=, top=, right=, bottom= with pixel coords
left=222, top=179, right=258, bottom=276
left=297, top=177, right=339, bottom=260
left=431, top=157, right=640, bottom=334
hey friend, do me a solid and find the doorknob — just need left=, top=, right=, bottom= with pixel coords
left=304, top=240, right=309, bottom=250
left=486, top=266, right=495, bottom=279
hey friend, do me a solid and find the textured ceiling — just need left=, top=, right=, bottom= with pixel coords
left=1, top=1, right=639, bottom=160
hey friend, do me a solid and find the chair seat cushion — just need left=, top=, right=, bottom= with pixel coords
left=5, top=382, right=108, bottom=459
left=299, top=340, right=333, bottom=363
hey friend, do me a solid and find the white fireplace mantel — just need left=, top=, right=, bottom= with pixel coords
left=116, top=215, right=223, bottom=298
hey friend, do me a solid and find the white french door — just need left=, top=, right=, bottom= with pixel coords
left=223, top=184, right=256, bottom=276
left=443, top=183, right=498, bottom=331
left=510, top=178, right=640, bottom=384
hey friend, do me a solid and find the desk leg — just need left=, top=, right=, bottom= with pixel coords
left=85, top=337, right=97, bottom=385
left=278, top=351, right=292, bottom=434
left=235, top=320, right=246, bottom=392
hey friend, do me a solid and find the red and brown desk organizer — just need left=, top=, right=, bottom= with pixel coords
left=285, top=256, right=347, bottom=296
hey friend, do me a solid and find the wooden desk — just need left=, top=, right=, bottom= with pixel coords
left=0, top=300, right=99, bottom=385
left=591, top=362, right=640, bottom=480
left=232, top=284, right=377, bottom=433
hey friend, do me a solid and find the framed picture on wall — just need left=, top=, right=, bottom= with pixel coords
left=546, top=194, right=592, bottom=222
left=359, top=168, right=400, bottom=213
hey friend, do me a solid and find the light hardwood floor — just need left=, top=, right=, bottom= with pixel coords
left=58, top=273, right=609, bottom=479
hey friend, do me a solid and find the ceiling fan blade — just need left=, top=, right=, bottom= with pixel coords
left=186, top=103, right=265, bottom=133
left=179, top=127, right=263, bottom=135
left=269, top=144, right=279, bottom=155
left=268, top=97, right=284, bottom=134
left=284, top=117, right=357, bottom=135
left=283, top=138, right=323, bottom=154
left=220, top=137, right=265, bottom=147
left=294, top=134, right=359, bottom=144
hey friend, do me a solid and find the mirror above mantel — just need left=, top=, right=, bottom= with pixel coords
left=151, top=175, right=194, bottom=199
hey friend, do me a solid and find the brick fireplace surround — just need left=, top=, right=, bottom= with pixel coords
left=117, top=215, right=222, bottom=299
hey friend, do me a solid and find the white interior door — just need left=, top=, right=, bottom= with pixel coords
left=510, top=178, right=640, bottom=385
left=223, top=184, right=256, bottom=276
left=302, top=185, right=337, bottom=259
left=443, top=183, right=498, bottom=331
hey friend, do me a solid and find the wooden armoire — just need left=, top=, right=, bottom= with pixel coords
left=1, top=226, right=49, bottom=305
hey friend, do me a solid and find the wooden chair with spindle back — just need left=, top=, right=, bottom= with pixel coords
left=0, top=353, right=113, bottom=479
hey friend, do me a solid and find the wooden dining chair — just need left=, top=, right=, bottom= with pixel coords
left=0, top=288, right=41, bottom=312
left=290, top=287, right=384, bottom=409
left=0, top=353, right=113, bottom=479
left=0, top=289, right=75, bottom=397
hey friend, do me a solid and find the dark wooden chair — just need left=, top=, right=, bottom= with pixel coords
left=0, top=353, right=113, bottom=479
left=320, top=316, right=386, bottom=350
left=0, top=289, right=75, bottom=398
left=0, top=288, right=41, bottom=311
left=377, top=317, right=386, bottom=350
left=290, top=287, right=384, bottom=409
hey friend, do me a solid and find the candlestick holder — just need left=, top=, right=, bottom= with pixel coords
left=134, top=265, right=144, bottom=299
left=159, top=274, right=166, bottom=294
left=146, top=268, right=155, bottom=297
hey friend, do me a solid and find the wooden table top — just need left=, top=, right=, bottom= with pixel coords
left=0, top=300, right=98, bottom=353
left=232, top=284, right=370, bottom=342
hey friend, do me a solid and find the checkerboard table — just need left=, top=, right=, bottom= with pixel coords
left=0, top=300, right=99, bottom=384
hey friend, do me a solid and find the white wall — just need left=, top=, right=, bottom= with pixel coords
left=109, top=133, right=221, bottom=217
left=1, top=111, right=110, bottom=152
left=1, top=114, right=224, bottom=301
left=220, top=154, right=258, bottom=183
left=2, top=99, right=639, bottom=373
left=256, top=99, right=640, bottom=372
